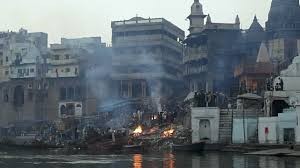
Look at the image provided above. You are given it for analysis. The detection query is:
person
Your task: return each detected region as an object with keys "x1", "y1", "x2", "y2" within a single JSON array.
[
  {"x1": 212, "y1": 92, "x2": 217, "y2": 107},
  {"x1": 279, "y1": 77, "x2": 284, "y2": 91},
  {"x1": 199, "y1": 90, "x2": 206, "y2": 107},
  {"x1": 206, "y1": 91, "x2": 212, "y2": 107},
  {"x1": 266, "y1": 78, "x2": 271, "y2": 91},
  {"x1": 275, "y1": 83, "x2": 280, "y2": 91},
  {"x1": 270, "y1": 76, "x2": 274, "y2": 91},
  {"x1": 193, "y1": 92, "x2": 199, "y2": 107}
]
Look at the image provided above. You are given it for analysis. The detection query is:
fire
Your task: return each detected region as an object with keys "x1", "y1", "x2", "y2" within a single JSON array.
[
  {"x1": 162, "y1": 128, "x2": 175, "y2": 138},
  {"x1": 133, "y1": 125, "x2": 143, "y2": 135}
]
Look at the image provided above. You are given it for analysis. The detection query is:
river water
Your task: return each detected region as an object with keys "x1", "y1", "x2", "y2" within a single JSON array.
[{"x1": 0, "y1": 149, "x2": 299, "y2": 168}]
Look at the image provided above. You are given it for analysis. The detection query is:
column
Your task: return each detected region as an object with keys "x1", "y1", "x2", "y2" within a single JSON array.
[
  {"x1": 295, "y1": 104, "x2": 300, "y2": 143},
  {"x1": 128, "y1": 81, "x2": 132, "y2": 98},
  {"x1": 141, "y1": 81, "x2": 146, "y2": 97},
  {"x1": 120, "y1": 80, "x2": 123, "y2": 97}
]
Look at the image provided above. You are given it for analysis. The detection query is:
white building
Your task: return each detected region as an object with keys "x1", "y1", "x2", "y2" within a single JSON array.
[
  {"x1": 48, "y1": 43, "x2": 82, "y2": 78},
  {"x1": 191, "y1": 107, "x2": 220, "y2": 143},
  {"x1": 258, "y1": 42, "x2": 300, "y2": 144},
  {"x1": 0, "y1": 29, "x2": 48, "y2": 81}
]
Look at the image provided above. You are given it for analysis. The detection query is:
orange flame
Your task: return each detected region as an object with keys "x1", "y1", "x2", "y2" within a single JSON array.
[
  {"x1": 133, "y1": 125, "x2": 143, "y2": 135},
  {"x1": 162, "y1": 128, "x2": 175, "y2": 138}
]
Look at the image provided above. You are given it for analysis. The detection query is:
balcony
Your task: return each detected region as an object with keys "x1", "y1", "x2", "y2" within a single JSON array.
[{"x1": 47, "y1": 58, "x2": 78, "y2": 65}]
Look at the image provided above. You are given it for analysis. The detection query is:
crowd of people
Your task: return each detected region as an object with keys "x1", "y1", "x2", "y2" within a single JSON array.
[
  {"x1": 131, "y1": 100, "x2": 190, "y2": 126},
  {"x1": 193, "y1": 90, "x2": 228, "y2": 108},
  {"x1": 266, "y1": 77, "x2": 284, "y2": 91}
]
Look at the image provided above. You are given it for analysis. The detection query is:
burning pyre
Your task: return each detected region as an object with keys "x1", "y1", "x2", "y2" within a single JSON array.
[
  {"x1": 161, "y1": 128, "x2": 175, "y2": 138},
  {"x1": 132, "y1": 125, "x2": 143, "y2": 136}
]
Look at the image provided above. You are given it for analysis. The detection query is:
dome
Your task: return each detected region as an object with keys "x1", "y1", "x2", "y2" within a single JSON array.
[
  {"x1": 129, "y1": 17, "x2": 146, "y2": 21},
  {"x1": 248, "y1": 16, "x2": 264, "y2": 32},
  {"x1": 191, "y1": 0, "x2": 204, "y2": 15}
]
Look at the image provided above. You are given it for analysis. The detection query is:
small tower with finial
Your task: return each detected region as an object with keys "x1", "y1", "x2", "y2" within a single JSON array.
[{"x1": 187, "y1": 0, "x2": 207, "y2": 34}]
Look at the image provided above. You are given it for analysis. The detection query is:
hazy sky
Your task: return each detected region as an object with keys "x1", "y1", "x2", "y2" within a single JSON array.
[{"x1": 0, "y1": 0, "x2": 272, "y2": 44}]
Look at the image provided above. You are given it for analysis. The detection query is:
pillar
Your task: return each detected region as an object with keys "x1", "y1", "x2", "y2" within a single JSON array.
[
  {"x1": 142, "y1": 81, "x2": 146, "y2": 97},
  {"x1": 128, "y1": 81, "x2": 132, "y2": 98},
  {"x1": 120, "y1": 80, "x2": 123, "y2": 97},
  {"x1": 295, "y1": 104, "x2": 300, "y2": 143}
]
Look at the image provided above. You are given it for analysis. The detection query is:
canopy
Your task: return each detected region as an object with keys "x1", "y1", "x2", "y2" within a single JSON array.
[{"x1": 237, "y1": 93, "x2": 262, "y2": 100}]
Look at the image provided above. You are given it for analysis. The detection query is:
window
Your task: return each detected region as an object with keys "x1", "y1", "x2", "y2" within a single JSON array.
[
  {"x1": 5, "y1": 71, "x2": 9, "y2": 75},
  {"x1": 65, "y1": 68, "x2": 70, "y2": 72},
  {"x1": 15, "y1": 53, "x2": 21, "y2": 59},
  {"x1": 65, "y1": 54, "x2": 70, "y2": 59},
  {"x1": 75, "y1": 86, "x2": 81, "y2": 99},
  {"x1": 3, "y1": 89, "x2": 8, "y2": 102},
  {"x1": 0, "y1": 59, "x2": 2, "y2": 65},
  {"x1": 60, "y1": 88, "x2": 67, "y2": 100},
  {"x1": 67, "y1": 87, "x2": 75, "y2": 100},
  {"x1": 54, "y1": 55, "x2": 60, "y2": 60},
  {"x1": 5, "y1": 57, "x2": 8, "y2": 62},
  {"x1": 14, "y1": 85, "x2": 24, "y2": 106},
  {"x1": 30, "y1": 68, "x2": 35, "y2": 73}
]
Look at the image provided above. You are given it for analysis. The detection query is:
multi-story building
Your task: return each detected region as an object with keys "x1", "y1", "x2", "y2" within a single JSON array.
[
  {"x1": 0, "y1": 32, "x2": 111, "y2": 127},
  {"x1": 111, "y1": 17, "x2": 185, "y2": 100},
  {"x1": 184, "y1": 0, "x2": 241, "y2": 94},
  {"x1": 0, "y1": 29, "x2": 48, "y2": 82}
]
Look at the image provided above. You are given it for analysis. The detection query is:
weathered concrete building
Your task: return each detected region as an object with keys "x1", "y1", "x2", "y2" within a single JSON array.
[
  {"x1": 183, "y1": 0, "x2": 241, "y2": 94},
  {"x1": 184, "y1": 0, "x2": 300, "y2": 96},
  {"x1": 111, "y1": 17, "x2": 185, "y2": 101},
  {"x1": 0, "y1": 32, "x2": 111, "y2": 127}
]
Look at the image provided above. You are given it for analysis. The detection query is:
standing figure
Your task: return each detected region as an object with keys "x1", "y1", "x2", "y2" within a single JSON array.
[
  {"x1": 193, "y1": 92, "x2": 199, "y2": 107},
  {"x1": 199, "y1": 90, "x2": 206, "y2": 107},
  {"x1": 279, "y1": 77, "x2": 284, "y2": 91},
  {"x1": 265, "y1": 98, "x2": 271, "y2": 117},
  {"x1": 206, "y1": 91, "x2": 212, "y2": 107}
]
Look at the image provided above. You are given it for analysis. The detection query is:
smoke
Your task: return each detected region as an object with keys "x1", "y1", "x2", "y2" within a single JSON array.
[
  {"x1": 84, "y1": 47, "x2": 112, "y2": 104},
  {"x1": 132, "y1": 49, "x2": 166, "y2": 112},
  {"x1": 84, "y1": 45, "x2": 176, "y2": 128}
]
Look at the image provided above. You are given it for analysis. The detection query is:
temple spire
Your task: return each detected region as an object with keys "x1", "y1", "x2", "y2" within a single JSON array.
[
  {"x1": 235, "y1": 15, "x2": 240, "y2": 25},
  {"x1": 256, "y1": 42, "x2": 271, "y2": 63},
  {"x1": 206, "y1": 14, "x2": 212, "y2": 24},
  {"x1": 253, "y1": 15, "x2": 258, "y2": 22}
]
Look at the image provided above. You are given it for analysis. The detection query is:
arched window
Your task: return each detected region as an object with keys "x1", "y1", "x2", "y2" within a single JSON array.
[
  {"x1": 60, "y1": 87, "x2": 66, "y2": 100},
  {"x1": 14, "y1": 85, "x2": 24, "y2": 106},
  {"x1": 66, "y1": 103, "x2": 75, "y2": 116},
  {"x1": 60, "y1": 105, "x2": 66, "y2": 116}
]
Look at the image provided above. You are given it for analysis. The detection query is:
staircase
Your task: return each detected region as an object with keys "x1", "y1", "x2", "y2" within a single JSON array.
[
  {"x1": 219, "y1": 109, "x2": 233, "y2": 144},
  {"x1": 219, "y1": 109, "x2": 265, "y2": 144}
]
